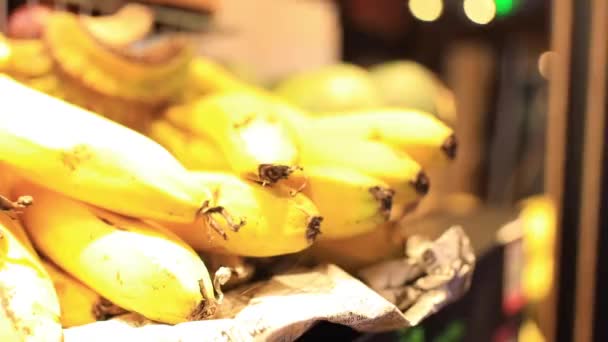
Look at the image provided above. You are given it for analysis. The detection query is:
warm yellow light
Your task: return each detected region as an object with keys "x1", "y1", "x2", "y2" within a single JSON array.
[
  {"x1": 409, "y1": 0, "x2": 443, "y2": 22},
  {"x1": 463, "y1": 0, "x2": 496, "y2": 25}
]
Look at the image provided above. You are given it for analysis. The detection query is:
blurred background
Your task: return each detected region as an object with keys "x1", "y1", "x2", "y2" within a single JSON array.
[{"x1": 1, "y1": 0, "x2": 605, "y2": 341}]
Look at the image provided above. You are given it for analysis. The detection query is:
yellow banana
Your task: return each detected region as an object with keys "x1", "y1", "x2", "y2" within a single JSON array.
[
  {"x1": 0, "y1": 212, "x2": 62, "y2": 342},
  {"x1": 285, "y1": 166, "x2": 394, "y2": 239},
  {"x1": 147, "y1": 119, "x2": 229, "y2": 171},
  {"x1": 0, "y1": 76, "x2": 243, "y2": 232},
  {"x1": 305, "y1": 222, "x2": 403, "y2": 272},
  {"x1": 44, "y1": 11, "x2": 192, "y2": 105},
  {"x1": 17, "y1": 182, "x2": 217, "y2": 325},
  {"x1": 42, "y1": 259, "x2": 125, "y2": 328},
  {"x1": 0, "y1": 34, "x2": 9, "y2": 71},
  {"x1": 161, "y1": 171, "x2": 322, "y2": 257},
  {"x1": 181, "y1": 57, "x2": 259, "y2": 100},
  {"x1": 166, "y1": 92, "x2": 301, "y2": 184},
  {"x1": 295, "y1": 128, "x2": 429, "y2": 209},
  {"x1": 4, "y1": 38, "x2": 53, "y2": 78},
  {"x1": 311, "y1": 108, "x2": 457, "y2": 169}
]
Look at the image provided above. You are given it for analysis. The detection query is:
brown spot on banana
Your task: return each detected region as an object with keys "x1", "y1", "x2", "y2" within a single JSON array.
[
  {"x1": 369, "y1": 186, "x2": 396, "y2": 219},
  {"x1": 306, "y1": 216, "x2": 323, "y2": 243}
]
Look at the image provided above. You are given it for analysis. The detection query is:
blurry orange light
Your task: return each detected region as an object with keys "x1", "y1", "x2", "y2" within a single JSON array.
[
  {"x1": 408, "y1": 0, "x2": 443, "y2": 22},
  {"x1": 463, "y1": 0, "x2": 496, "y2": 25}
]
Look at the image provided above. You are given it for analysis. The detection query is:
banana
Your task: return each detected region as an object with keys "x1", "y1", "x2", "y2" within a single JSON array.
[
  {"x1": 16, "y1": 182, "x2": 218, "y2": 324},
  {"x1": 147, "y1": 119, "x2": 229, "y2": 172},
  {"x1": 284, "y1": 166, "x2": 394, "y2": 239},
  {"x1": 42, "y1": 259, "x2": 125, "y2": 328},
  {"x1": 161, "y1": 171, "x2": 322, "y2": 257},
  {"x1": 0, "y1": 34, "x2": 9, "y2": 71},
  {"x1": 166, "y1": 92, "x2": 301, "y2": 184},
  {"x1": 311, "y1": 108, "x2": 457, "y2": 169},
  {"x1": 180, "y1": 57, "x2": 261, "y2": 101},
  {"x1": 304, "y1": 222, "x2": 403, "y2": 272},
  {"x1": 0, "y1": 212, "x2": 62, "y2": 342},
  {"x1": 44, "y1": 11, "x2": 193, "y2": 105},
  {"x1": 295, "y1": 127, "x2": 429, "y2": 209},
  {"x1": 0, "y1": 76, "x2": 243, "y2": 232},
  {"x1": 5, "y1": 38, "x2": 53, "y2": 78}
]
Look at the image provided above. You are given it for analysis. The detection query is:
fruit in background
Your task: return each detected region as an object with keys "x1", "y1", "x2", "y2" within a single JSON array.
[
  {"x1": 312, "y1": 109, "x2": 457, "y2": 170},
  {"x1": 369, "y1": 60, "x2": 457, "y2": 125},
  {"x1": 147, "y1": 120, "x2": 230, "y2": 172},
  {"x1": 0, "y1": 77, "x2": 238, "y2": 227},
  {"x1": 285, "y1": 166, "x2": 394, "y2": 239},
  {"x1": 0, "y1": 212, "x2": 62, "y2": 342},
  {"x1": 166, "y1": 92, "x2": 301, "y2": 184},
  {"x1": 7, "y1": 4, "x2": 52, "y2": 39},
  {"x1": 274, "y1": 63, "x2": 382, "y2": 113},
  {"x1": 17, "y1": 182, "x2": 217, "y2": 324},
  {"x1": 42, "y1": 260, "x2": 125, "y2": 328},
  {"x1": 162, "y1": 171, "x2": 322, "y2": 257}
]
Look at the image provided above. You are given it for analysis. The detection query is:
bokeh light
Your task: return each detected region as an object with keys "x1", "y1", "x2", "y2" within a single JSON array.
[
  {"x1": 409, "y1": 0, "x2": 443, "y2": 22},
  {"x1": 464, "y1": 0, "x2": 496, "y2": 25}
]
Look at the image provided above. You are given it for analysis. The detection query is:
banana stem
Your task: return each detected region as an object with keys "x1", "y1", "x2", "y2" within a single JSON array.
[
  {"x1": 197, "y1": 201, "x2": 245, "y2": 240},
  {"x1": 0, "y1": 194, "x2": 33, "y2": 211}
]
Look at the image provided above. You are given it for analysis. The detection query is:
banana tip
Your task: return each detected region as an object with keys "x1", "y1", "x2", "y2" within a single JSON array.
[
  {"x1": 411, "y1": 171, "x2": 430, "y2": 195},
  {"x1": 258, "y1": 164, "x2": 300, "y2": 184},
  {"x1": 369, "y1": 186, "x2": 395, "y2": 218},
  {"x1": 306, "y1": 216, "x2": 323, "y2": 243},
  {"x1": 441, "y1": 134, "x2": 458, "y2": 160}
]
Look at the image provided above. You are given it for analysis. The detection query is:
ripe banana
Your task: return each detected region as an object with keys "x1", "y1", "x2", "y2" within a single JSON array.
[
  {"x1": 304, "y1": 222, "x2": 403, "y2": 272},
  {"x1": 0, "y1": 212, "x2": 62, "y2": 342},
  {"x1": 179, "y1": 57, "x2": 263, "y2": 102},
  {"x1": 44, "y1": 11, "x2": 193, "y2": 105},
  {"x1": 311, "y1": 108, "x2": 457, "y2": 169},
  {"x1": 1, "y1": 37, "x2": 53, "y2": 78},
  {"x1": 0, "y1": 76, "x2": 243, "y2": 232},
  {"x1": 161, "y1": 171, "x2": 322, "y2": 257},
  {"x1": 17, "y1": 181, "x2": 218, "y2": 324},
  {"x1": 42, "y1": 259, "x2": 125, "y2": 328},
  {"x1": 166, "y1": 92, "x2": 301, "y2": 184},
  {"x1": 0, "y1": 34, "x2": 9, "y2": 71},
  {"x1": 295, "y1": 128, "x2": 429, "y2": 209},
  {"x1": 285, "y1": 166, "x2": 394, "y2": 239},
  {"x1": 147, "y1": 119, "x2": 229, "y2": 171}
]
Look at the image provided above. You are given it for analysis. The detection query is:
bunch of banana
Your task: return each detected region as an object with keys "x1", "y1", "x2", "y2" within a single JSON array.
[
  {"x1": 160, "y1": 171, "x2": 321, "y2": 257},
  {"x1": 0, "y1": 76, "x2": 245, "y2": 231},
  {"x1": 16, "y1": 181, "x2": 217, "y2": 324}
]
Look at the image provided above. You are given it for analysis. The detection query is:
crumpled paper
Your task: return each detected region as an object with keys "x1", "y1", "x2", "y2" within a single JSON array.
[{"x1": 63, "y1": 226, "x2": 474, "y2": 342}]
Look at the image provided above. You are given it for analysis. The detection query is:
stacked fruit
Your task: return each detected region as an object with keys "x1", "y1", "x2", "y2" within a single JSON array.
[
  {"x1": 0, "y1": 9, "x2": 458, "y2": 341},
  {"x1": 0, "y1": 5, "x2": 190, "y2": 132}
]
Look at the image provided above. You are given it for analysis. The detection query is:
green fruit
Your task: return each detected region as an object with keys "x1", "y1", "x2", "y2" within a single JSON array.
[
  {"x1": 370, "y1": 60, "x2": 456, "y2": 125},
  {"x1": 274, "y1": 63, "x2": 382, "y2": 114}
]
